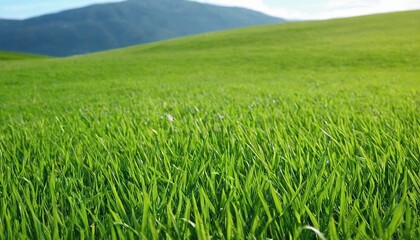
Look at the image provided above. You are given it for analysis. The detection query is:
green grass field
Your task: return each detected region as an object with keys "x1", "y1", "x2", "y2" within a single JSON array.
[{"x1": 0, "y1": 10, "x2": 419, "y2": 239}]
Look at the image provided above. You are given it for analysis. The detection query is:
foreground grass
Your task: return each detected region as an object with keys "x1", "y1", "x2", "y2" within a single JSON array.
[{"x1": 0, "y1": 11, "x2": 419, "y2": 239}]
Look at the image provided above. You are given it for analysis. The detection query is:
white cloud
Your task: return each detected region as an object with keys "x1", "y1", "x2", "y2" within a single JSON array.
[
  {"x1": 327, "y1": 0, "x2": 378, "y2": 9},
  {"x1": 323, "y1": 0, "x2": 420, "y2": 19},
  {"x1": 191, "y1": 0, "x2": 420, "y2": 20},
  {"x1": 192, "y1": 0, "x2": 312, "y2": 19}
]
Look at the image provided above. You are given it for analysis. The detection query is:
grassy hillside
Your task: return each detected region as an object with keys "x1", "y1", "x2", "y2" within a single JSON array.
[
  {"x1": 0, "y1": 51, "x2": 47, "y2": 61},
  {"x1": 0, "y1": 11, "x2": 419, "y2": 239}
]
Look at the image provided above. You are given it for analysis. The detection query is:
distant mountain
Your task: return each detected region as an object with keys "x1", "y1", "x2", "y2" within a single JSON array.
[{"x1": 0, "y1": 0, "x2": 284, "y2": 56}]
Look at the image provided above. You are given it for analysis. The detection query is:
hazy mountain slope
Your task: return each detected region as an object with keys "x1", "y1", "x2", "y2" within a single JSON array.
[{"x1": 0, "y1": 0, "x2": 284, "y2": 56}]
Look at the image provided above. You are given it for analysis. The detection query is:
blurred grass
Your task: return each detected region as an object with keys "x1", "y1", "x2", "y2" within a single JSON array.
[{"x1": 0, "y1": 51, "x2": 48, "y2": 61}]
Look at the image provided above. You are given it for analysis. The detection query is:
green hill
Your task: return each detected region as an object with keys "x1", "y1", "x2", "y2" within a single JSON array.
[
  {"x1": 0, "y1": 51, "x2": 48, "y2": 61},
  {"x1": 0, "y1": 11, "x2": 419, "y2": 239}
]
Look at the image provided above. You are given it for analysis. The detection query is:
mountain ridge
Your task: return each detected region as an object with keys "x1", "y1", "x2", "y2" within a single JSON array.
[{"x1": 0, "y1": 0, "x2": 284, "y2": 56}]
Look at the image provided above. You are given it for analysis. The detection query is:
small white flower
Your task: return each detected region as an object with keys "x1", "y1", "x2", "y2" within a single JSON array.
[{"x1": 165, "y1": 114, "x2": 175, "y2": 122}]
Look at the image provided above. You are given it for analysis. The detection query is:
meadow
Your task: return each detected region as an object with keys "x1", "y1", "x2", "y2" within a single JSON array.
[{"x1": 0, "y1": 10, "x2": 419, "y2": 239}]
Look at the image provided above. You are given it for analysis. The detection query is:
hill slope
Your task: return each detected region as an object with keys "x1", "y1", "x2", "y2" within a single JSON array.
[
  {"x1": 0, "y1": 0, "x2": 283, "y2": 56},
  {"x1": 0, "y1": 11, "x2": 419, "y2": 239},
  {"x1": 0, "y1": 51, "x2": 47, "y2": 61}
]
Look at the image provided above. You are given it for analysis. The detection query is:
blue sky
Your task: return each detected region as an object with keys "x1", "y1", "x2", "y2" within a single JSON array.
[{"x1": 0, "y1": 0, "x2": 419, "y2": 20}]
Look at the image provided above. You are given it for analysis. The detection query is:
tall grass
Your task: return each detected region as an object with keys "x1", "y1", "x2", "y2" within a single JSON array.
[{"x1": 1, "y1": 90, "x2": 418, "y2": 239}]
